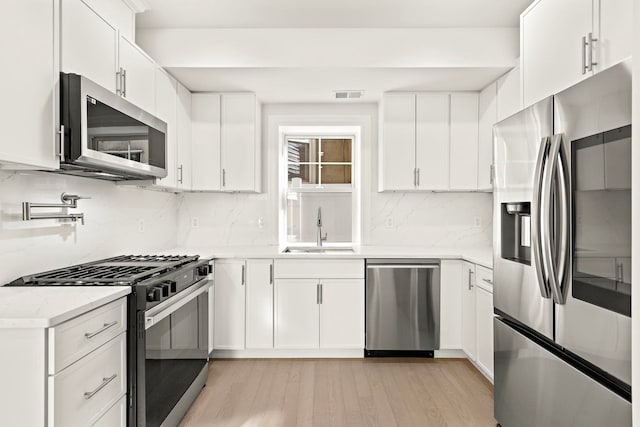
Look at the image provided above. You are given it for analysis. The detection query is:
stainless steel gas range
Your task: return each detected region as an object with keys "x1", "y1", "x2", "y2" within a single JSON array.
[{"x1": 7, "y1": 254, "x2": 213, "y2": 427}]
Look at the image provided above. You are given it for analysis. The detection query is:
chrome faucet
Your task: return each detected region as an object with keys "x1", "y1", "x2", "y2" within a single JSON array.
[{"x1": 316, "y1": 207, "x2": 327, "y2": 247}]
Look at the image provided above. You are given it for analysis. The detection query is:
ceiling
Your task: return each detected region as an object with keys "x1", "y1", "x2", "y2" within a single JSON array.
[
  {"x1": 137, "y1": 0, "x2": 533, "y2": 29},
  {"x1": 136, "y1": 0, "x2": 533, "y2": 103}
]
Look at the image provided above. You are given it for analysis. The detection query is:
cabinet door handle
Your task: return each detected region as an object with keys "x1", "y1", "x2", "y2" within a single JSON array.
[
  {"x1": 222, "y1": 169, "x2": 226, "y2": 187},
  {"x1": 582, "y1": 35, "x2": 587, "y2": 75},
  {"x1": 241, "y1": 264, "x2": 245, "y2": 285},
  {"x1": 317, "y1": 283, "x2": 320, "y2": 304},
  {"x1": 416, "y1": 168, "x2": 420, "y2": 187},
  {"x1": 116, "y1": 68, "x2": 122, "y2": 95},
  {"x1": 320, "y1": 283, "x2": 323, "y2": 304},
  {"x1": 482, "y1": 278, "x2": 493, "y2": 285},
  {"x1": 84, "y1": 321, "x2": 118, "y2": 339},
  {"x1": 178, "y1": 165, "x2": 183, "y2": 184},
  {"x1": 413, "y1": 168, "x2": 417, "y2": 187},
  {"x1": 122, "y1": 69, "x2": 127, "y2": 97},
  {"x1": 56, "y1": 125, "x2": 65, "y2": 161},
  {"x1": 586, "y1": 32, "x2": 597, "y2": 72},
  {"x1": 84, "y1": 374, "x2": 117, "y2": 400},
  {"x1": 468, "y1": 269, "x2": 474, "y2": 290},
  {"x1": 490, "y1": 164, "x2": 494, "y2": 185},
  {"x1": 269, "y1": 264, "x2": 273, "y2": 285}
]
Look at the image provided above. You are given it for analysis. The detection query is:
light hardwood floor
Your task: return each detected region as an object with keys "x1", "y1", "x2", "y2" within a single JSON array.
[{"x1": 180, "y1": 358, "x2": 496, "y2": 427}]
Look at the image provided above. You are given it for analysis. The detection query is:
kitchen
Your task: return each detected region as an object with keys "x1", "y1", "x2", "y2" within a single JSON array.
[{"x1": 0, "y1": 0, "x2": 637, "y2": 426}]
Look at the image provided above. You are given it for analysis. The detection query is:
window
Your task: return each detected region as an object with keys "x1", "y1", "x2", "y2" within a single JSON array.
[{"x1": 282, "y1": 133, "x2": 357, "y2": 246}]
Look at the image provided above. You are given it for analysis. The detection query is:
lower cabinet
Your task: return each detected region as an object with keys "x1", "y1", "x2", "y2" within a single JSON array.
[
  {"x1": 461, "y1": 261, "x2": 477, "y2": 360},
  {"x1": 213, "y1": 260, "x2": 246, "y2": 350},
  {"x1": 275, "y1": 278, "x2": 364, "y2": 349},
  {"x1": 245, "y1": 259, "x2": 274, "y2": 349},
  {"x1": 476, "y1": 284, "x2": 494, "y2": 379}
]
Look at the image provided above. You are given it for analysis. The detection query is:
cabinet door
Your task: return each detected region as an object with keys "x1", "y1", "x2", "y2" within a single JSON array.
[
  {"x1": 380, "y1": 93, "x2": 416, "y2": 190},
  {"x1": 0, "y1": 0, "x2": 58, "y2": 170},
  {"x1": 118, "y1": 35, "x2": 155, "y2": 114},
  {"x1": 597, "y1": 0, "x2": 633, "y2": 71},
  {"x1": 476, "y1": 286, "x2": 494, "y2": 380},
  {"x1": 319, "y1": 279, "x2": 364, "y2": 349},
  {"x1": 213, "y1": 260, "x2": 246, "y2": 350},
  {"x1": 440, "y1": 260, "x2": 463, "y2": 349},
  {"x1": 275, "y1": 279, "x2": 319, "y2": 348},
  {"x1": 450, "y1": 93, "x2": 479, "y2": 190},
  {"x1": 521, "y1": 0, "x2": 593, "y2": 107},
  {"x1": 461, "y1": 262, "x2": 477, "y2": 360},
  {"x1": 477, "y1": 83, "x2": 497, "y2": 191},
  {"x1": 496, "y1": 65, "x2": 521, "y2": 122},
  {"x1": 176, "y1": 83, "x2": 193, "y2": 190},
  {"x1": 61, "y1": 0, "x2": 117, "y2": 93},
  {"x1": 153, "y1": 68, "x2": 177, "y2": 189},
  {"x1": 416, "y1": 93, "x2": 450, "y2": 190},
  {"x1": 221, "y1": 93, "x2": 258, "y2": 192},
  {"x1": 246, "y1": 260, "x2": 274, "y2": 349},
  {"x1": 191, "y1": 93, "x2": 221, "y2": 191}
]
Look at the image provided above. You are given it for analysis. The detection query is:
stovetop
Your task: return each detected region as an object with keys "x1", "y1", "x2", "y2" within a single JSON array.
[{"x1": 7, "y1": 254, "x2": 200, "y2": 287}]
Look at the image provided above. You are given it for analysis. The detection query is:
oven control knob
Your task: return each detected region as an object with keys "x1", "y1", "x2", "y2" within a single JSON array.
[
  {"x1": 197, "y1": 265, "x2": 211, "y2": 277},
  {"x1": 163, "y1": 280, "x2": 177, "y2": 293},
  {"x1": 147, "y1": 287, "x2": 162, "y2": 302}
]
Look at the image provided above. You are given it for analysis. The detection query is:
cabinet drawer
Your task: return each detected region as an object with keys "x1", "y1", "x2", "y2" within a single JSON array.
[
  {"x1": 475, "y1": 265, "x2": 493, "y2": 292},
  {"x1": 49, "y1": 297, "x2": 127, "y2": 374},
  {"x1": 92, "y1": 395, "x2": 126, "y2": 427},
  {"x1": 274, "y1": 259, "x2": 364, "y2": 279},
  {"x1": 49, "y1": 333, "x2": 126, "y2": 427}
]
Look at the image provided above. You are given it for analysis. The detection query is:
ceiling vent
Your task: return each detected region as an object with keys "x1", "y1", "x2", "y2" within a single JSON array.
[{"x1": 334, "y1": 90, "x2": 364, "y2": 100}]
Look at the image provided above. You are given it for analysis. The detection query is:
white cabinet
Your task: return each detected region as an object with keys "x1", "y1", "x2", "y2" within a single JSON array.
[
  {"x1": 319, "y1": 279, "x2": 364, "y2": 349},
  {"x1": 461, "y1": 261, "x2": 477, "y2": 360},
  {"x1": 61, "y1": 0, "x2": 118, "y2": 93},
  {"x1": 380, "y1": 93, "x2": 416, "y2": 190},
  {"x1": 416, "y1": 93, "x2": 451, "y2": 190},
  {"x1": 191, "y1": 93, "x2": 221, "y2": 191},
  {"x1": 521, "y1": 0, "x2": 632, "y2": 107},
  {"x1": 213, "y1": 260, "x2": 246, "y2": 350},
  {"x1": 221, "y1": 93, "x2": 261, "y2": 192},
  {"x1": 440, "y1": 260, "x2": 463, "y2": 349},
  {"x1": 477, "y1": 83, "x2": 497, "y2": 191},
  {"x1": 450, "y1": 93, "x2": 479, "y2": 190},
  {"x1": 176, "y1": 82, "x2": 193, "y2": 190},
  {"x1": 380, "y1": 91, "x2": 482, "y2": 191},
  {"x1": 117, "y1": 35, "x2": 155, "y2": 114},
  {"x1": 246, "y1": 260, "x2": 274, "y2": 349},
  {"x1": 153, "y1": 68, "x2": 177, "y2": 189},
  {"x1": 275, "y1": 279, "x2": 320, "y2": 348},
  {"x1": 476, "y1": 285, "x2": 494, "y2": 380},
  {"x1": 0, "y1": 0, "x2": 59, "y2": 170},
  {"x1": 191, "y1": 93, "x2": 261, "y2": 192}
]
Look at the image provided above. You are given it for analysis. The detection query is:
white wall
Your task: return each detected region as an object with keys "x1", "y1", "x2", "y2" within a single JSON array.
[
  {"x1": 0, "y1": 171, "x2": 177, "y2": 284},
  {"x1": 177, "y1": 102, "x2": 493, "y2": 249}
]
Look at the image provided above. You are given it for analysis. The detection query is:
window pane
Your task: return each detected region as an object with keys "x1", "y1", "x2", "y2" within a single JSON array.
[
  {"x1": 321, "y1": 138, "x2": 352, "y2": 163},
  {"x1": 288, "y1": 138, "x2": 320, "y2": 163},
  {"x1": 288, "y1": 163, "x2": 319, "y2": 185},
  {"x1": 286, "y1": 192, "x2": 352, "y2": 243},
  {"x1": 321, "y1": 165, "x2": 352, "y2": 184}
]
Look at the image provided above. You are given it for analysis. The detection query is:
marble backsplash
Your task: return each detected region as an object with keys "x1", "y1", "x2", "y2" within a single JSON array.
[{"x1": 0, "y1": 170, "x2": 177, "y2": 284}]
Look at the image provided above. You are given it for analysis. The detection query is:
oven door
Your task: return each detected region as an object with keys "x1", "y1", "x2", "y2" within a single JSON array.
[{"x1": 138, "y1": 279, "x2": 211, "y2": 427}]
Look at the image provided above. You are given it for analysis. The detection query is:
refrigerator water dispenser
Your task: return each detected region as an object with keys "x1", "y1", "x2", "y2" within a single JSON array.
[{"x1": 501, "y1": 202, "x2": 531, "y2": 265}]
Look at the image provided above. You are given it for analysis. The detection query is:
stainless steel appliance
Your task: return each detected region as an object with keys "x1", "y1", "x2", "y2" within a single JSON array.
[
  {"x1": 493, "y1": 59, "x2": 632, "y2": 426},
  {"x1": 365, "y1": 259, "x2": 440, "y2": 357},
  {"x1": 59, "y1": 73, "x2": 168, "y2": 181},
  {"x1": 7, "y1": 254, "x2": 213, "y2": 427}
]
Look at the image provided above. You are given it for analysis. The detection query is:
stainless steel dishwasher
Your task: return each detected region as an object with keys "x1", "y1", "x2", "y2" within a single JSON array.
[{"x1": 365, "y1": 259, "x2": 440, "y2": 357}]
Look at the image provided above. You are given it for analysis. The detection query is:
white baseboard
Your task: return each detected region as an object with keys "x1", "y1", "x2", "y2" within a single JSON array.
[{"x1": 211, "y1": 348, "x2": 365, "y2": 359}]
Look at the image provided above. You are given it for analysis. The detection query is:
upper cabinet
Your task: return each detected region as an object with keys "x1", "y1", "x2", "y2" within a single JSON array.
[
  {"x1": 477, "y1": 83, "x2": 497, "y2": 191},
  {"x1": 152, "y1": 68, "x2": 177, "y2": 189},
  {"x1": 176, "y1": 83, "x2": 193, "y2": 191},
  {"x1": 496, "y1": 65, "x2": 521, "y2": 122},
  {"x1": 521, "y1": 0, "x2": 632, "y2": 108},
  {"x1": 191, "y1": 93, "x2": 261, "y2": 193},
  {"x1": 380, "y1": 91, "x2": 488, "y2": 192},
  {"x1": 0, "y1": 0, "x2": 59, "y2": 170},
  {"x1": 117, "y1": 35, "x2": 155, "y2": 114}
]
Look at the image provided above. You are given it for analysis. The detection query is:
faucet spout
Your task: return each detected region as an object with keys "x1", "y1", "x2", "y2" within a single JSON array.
[{"x1": 316, "y1": 207, "x2": 327, "y2": 247}]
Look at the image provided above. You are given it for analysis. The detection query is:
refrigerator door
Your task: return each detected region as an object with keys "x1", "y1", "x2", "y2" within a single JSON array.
[
  {"x1": 553, "y1": 60, "x2": 632, "y2": 386},
  {"x1": 494, "y1": 318, "x2": 631, "y2": 427},
  {"x1": 493, "y1": 98, "x2": 554, "y2": 339}
]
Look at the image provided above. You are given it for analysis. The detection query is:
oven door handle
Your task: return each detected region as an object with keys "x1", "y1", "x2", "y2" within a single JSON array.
[{"x1": 144, "y1": 278, "x2": 212, "y2": 329}]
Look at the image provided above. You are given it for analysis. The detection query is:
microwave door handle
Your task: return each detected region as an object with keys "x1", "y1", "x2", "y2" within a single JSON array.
[
  {"x1": 532, "y1": 136, "x2": 552, "y2": 299},
  {"x1": 553, "y1": 134, "x2": 570, "y2": 302}
]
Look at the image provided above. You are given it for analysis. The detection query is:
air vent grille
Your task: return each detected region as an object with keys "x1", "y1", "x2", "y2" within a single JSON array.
[{"x1": 334, "y1": 90, "x2": 364, "y2": 99}]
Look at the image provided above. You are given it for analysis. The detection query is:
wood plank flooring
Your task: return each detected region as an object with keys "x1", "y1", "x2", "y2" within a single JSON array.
[{"x1": 180, "y1": 359, "x2": 496, "y2": 427}]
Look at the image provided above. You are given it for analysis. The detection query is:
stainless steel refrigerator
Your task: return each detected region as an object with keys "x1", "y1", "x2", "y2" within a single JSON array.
[{"x1": 493, "y1": 59, "x2": 632, "y2": 427}]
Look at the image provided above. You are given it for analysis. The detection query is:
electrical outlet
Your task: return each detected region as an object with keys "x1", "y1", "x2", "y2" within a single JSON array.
[
  {"x1": 258, "y1": 217, "x2": 265, "y2": 229},
  {"x1": 473, "y1": 217, "x2": 482, "y2": 228},
  {"x1": 384, "y1": 217, "x2": 394, "y2": 228},
  {"x1": 191, "y1": 217, "x2": 199, "y2": 228},
  {"x1": 138, "y1": 219, "x2": 145, "y2": 233}
]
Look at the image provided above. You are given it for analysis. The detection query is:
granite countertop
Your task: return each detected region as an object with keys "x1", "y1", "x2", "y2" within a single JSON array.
[
  {"x1": 159, "y1": 245, "x2": 494, "y2": 269},
  {"x1": 0, "y1": 286, "x2": 131, "y2": 328}
]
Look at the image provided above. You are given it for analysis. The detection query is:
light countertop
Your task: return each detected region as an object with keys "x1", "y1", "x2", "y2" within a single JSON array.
[
  {"x1": 160, "y1": 245, "x2": 494, "y2": 269},
  {"x1": 0, "y1": 286, "x2": 130, "y2": 328}
]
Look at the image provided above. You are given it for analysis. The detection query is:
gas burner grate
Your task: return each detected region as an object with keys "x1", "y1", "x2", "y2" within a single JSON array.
[
  {"x1": 108, "y1": 254, "x2": 193, "y2": 263},
  {"x1": 43, "y1": 265, "x2": 157, "y2": 281}
]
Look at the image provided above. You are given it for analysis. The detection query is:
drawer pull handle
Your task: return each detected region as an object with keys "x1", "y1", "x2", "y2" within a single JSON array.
[
  {"x1": 84, "y1": 374, "x2": 117, "y2": 400},
  {"x1": 482, "y1": 278, "x2": 493, "y2": 285},
  {"x1": 84, "y1": 321, "x2": 118, "y2": 339}
]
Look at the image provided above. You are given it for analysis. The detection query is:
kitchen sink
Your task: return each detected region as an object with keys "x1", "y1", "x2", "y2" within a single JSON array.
[{"x1": 282, "y1": 246, "x2": 355, "y2": 254}]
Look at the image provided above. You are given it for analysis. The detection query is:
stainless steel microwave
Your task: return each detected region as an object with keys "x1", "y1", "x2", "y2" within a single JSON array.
[{"x1": 59, "y1": 73, "x2": 167, "y2": 181}]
